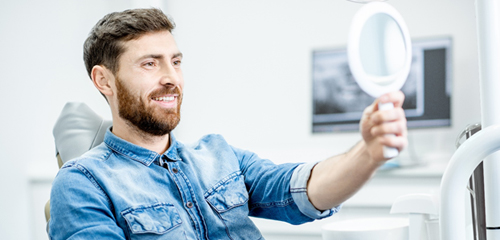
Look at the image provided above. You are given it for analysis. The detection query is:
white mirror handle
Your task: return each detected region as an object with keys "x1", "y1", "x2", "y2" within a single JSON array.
[{"x1": 378, "y1": 102, "x2": 399, "y2": 158}]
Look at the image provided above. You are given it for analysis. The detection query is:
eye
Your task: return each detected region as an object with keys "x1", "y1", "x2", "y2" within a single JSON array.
[
  {"x1": 141, "y1": 59, "x2": 159, "y2": 69},
  {"x1": 172, "y1": 59, "x2": 182, "y2": 68}
]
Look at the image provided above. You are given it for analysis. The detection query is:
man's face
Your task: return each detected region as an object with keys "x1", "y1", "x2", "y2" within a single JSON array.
[{"x1": 113, "y1": 30, "x2": 184, "y2": 136}]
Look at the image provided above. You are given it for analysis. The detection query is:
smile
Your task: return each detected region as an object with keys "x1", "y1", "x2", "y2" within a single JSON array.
[{"x1": 153, "y1": 96, "x2": 177, "y2": 102}]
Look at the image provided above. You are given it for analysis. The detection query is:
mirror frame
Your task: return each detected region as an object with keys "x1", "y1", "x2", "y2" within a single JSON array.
[{"x1": 347, "y1": 2, "x2": 412, "y2": 97}]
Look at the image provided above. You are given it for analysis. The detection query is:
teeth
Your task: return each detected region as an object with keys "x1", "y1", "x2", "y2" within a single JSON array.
[{"x1": 154, "y1": 96, "x2": 175, "y2": 101}]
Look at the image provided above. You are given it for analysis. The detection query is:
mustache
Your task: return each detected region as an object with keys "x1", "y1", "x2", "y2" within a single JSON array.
[{"x1": 149, "y1": 86, "x2": 182, "y2": 98}]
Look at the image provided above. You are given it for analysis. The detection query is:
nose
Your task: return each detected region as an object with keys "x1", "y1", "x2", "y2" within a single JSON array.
[{"x1": 159, "y1": 63, "x2": 182, "y2": 87}]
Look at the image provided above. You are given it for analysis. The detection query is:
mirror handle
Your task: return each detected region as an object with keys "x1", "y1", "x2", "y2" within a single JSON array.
[{"x1": 378, "y1": 102, "x2": 399, "y2": 158}]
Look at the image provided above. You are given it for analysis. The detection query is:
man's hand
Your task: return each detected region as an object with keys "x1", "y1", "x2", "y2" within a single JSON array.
[
  {"x1": 360, "y1": 91, "x2": 408, "y2": 163},
  {"x1": 307, "y1": 91, "x2": 408, "y2": 210}
]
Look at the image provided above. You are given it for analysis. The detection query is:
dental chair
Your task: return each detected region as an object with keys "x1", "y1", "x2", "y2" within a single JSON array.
[{"x1": 44, "y1": 102, "x2": 112, "y2": 222}]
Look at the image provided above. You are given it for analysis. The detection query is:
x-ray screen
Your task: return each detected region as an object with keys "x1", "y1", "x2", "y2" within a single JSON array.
[{"x1": 312, "y1": 37, "x2": 452, "y2": 132}]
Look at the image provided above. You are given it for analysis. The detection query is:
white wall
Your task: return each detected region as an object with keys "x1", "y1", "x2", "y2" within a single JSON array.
[
  {"x1": 0, "y1": 0, "x2": 480, "y2": 239},
  {"x1": 169, "y1": 0, "x2": 480, "y2": 163}
]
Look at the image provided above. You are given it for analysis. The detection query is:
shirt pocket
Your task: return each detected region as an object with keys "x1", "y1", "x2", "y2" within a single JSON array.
[
  {"x1": 205, "y1": 172, "x2": 263, "y2": 239},
  {"x1": 121, "y1": 203, "x2": 186, "y2": 238},
  {"x1": 205, "y1": 171, "x2": 249, "y2": 214}
]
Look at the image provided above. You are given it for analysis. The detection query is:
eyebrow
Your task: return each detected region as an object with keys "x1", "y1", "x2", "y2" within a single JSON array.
[
  {"x1": 138, "y1": 52, "x2": 183, "y2": 61},
  {"x1": 173, "y1": 52, "x2": 183, "y2": 59}
]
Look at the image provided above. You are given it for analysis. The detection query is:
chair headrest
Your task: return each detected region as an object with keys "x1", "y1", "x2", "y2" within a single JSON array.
[{"x1": 53, "y1": 102, "x2": 112, "y2": 165}]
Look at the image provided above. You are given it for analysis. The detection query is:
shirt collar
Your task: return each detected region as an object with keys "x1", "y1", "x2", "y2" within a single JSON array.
[{"x1": 103, "y1": 128, "x2": 182, "y2": 166}]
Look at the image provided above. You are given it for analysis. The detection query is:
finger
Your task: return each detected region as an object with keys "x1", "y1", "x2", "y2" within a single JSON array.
[
  {"x1": 363, "y1": 100, "x2": 377, "y2": 116},
  {"x1": 378, "y1": 91, "x2": 405, "y2": 108},
  {"x1": 378, "y1": 135, "x2": 408, "y2": 151},
  {"x1": 371, "y1": 107, "x2": 406, "y2": 125},
  {"x1": 368, "y1": 135, "x2": 407, "y2": 160},
  {"x1": 371, "y1": 119, "x2": 407, "y2": 137},
  {"x1": 360, "y1": 101, "x2": 378, "y2": 130}
]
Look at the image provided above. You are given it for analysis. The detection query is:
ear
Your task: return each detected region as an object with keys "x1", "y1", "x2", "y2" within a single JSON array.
[{"x1": 91, "y1": 65, "x2": 114, "y2": 97}]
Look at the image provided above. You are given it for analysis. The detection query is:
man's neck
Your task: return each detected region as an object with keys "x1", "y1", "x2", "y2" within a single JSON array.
[{"x1": 112, "y1": 118, "x2": 171, "y2": 155}]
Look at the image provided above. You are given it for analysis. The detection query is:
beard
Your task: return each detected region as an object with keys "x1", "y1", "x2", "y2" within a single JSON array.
[{"x1": 115, "y1": 77, "x2": 182, "y2": 136}]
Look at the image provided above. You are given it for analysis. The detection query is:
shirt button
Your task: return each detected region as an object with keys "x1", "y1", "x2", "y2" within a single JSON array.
[
  {"x1": 186, "y1": 202, "x2": 193, "y2": 208},
  {"x1": 172, "y1": 168, "x2": 179, "y2": 174}
]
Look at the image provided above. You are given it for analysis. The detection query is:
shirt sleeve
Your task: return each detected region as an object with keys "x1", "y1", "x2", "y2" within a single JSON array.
[
  {"x1": 232, "y1": 145, "x2": 339, "y2": 225},
  {"x1": 48, "y1": 161, "x2": 126, "y2": 240},
  {"x1": 290, "y1": 161, "x2": 342, "y2": 219}
]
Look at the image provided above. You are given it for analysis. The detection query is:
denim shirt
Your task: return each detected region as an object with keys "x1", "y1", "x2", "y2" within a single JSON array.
[{"x1": 49, "y1": 130, "x2": 339, "y2": 239}]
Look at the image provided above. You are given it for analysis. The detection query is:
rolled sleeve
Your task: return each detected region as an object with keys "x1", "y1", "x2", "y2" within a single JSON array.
[{"x1": 290, "y1": 161, "x2": 341, "y2": 220}]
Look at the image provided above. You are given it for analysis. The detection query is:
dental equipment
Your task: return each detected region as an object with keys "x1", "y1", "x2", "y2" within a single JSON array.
[{"x1": 440, "y1": 0, "x2": 500, "y2": 239}]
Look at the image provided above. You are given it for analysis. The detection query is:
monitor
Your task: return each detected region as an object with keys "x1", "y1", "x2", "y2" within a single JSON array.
[{"x1": 312, "y1": 37, "x2": 452, "y2": 133}]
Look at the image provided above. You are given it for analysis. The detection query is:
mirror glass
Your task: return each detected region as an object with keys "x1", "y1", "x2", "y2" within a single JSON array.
[
  {"x1": 359, "y1": 13, "x2": 406, "y2": 83},
  {"x1": 347, "y1": 2, "x2": 411, "y2": 97}
]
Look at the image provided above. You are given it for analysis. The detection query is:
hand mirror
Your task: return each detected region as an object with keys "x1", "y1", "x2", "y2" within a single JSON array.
[{"x1": 347, "y1": 2, "x2": 412, "y2": 158}]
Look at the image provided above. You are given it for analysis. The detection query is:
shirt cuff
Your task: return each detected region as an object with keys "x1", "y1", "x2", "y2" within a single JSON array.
[{"x1": 290, "y1": 161, "x2": 341, "y2": 220}]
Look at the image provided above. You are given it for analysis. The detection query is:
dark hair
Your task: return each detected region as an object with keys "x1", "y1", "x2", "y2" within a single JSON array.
[{"x1": 83, "y1": 8, "x2": 175, "y2": 77}]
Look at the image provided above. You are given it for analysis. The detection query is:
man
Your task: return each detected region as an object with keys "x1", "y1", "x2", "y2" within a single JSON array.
[{"x1": 49, "y1": 8, "x2": 407, "y2": 239}]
